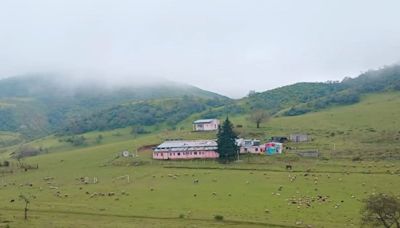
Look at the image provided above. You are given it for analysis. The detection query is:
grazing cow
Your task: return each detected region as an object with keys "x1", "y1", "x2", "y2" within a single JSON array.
[{"x1": 286, "y1": 165, "x2": 293, "y2": 170}]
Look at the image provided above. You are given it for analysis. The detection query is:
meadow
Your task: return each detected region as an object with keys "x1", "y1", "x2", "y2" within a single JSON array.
[{"x1": 0, "y1": 92, "x2": 400, "y2": 227}]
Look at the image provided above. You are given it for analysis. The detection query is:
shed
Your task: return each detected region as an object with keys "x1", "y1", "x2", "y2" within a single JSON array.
[{"x1": 290, "y1": 133, "x2": 309, "y2": 142}]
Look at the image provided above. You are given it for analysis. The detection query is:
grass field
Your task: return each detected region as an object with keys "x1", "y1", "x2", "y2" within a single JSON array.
[{"x1": 1, "y1": 92, "x2": 400, "y2": 227}]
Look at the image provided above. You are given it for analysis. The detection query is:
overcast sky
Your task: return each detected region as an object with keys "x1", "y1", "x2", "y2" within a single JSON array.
[{"x1": 1, "y1": 0, "x2": 400, "y2": 98}]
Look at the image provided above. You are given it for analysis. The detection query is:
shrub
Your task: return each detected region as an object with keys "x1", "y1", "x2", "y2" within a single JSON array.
[
  {"x1": 14, "y1": 146, "x2": 40, "y2": 160},
  {"x1": 214, "y1": 215, "x2": 224, "y2": 221},
  {"x1": 64, "y1": 135, "x2": 86, "y2": 146},
  {"x1": 96, "y1": 134, "x2": 103, "y2": 144},
  {"x1": 131, "y1": 126, "x2": 148, "y2": 135},
  {"x1": 320, "y1": 156, "x2": 330, "y2": 161},
  {"x1": 3, "y1": 160, "x2": 10, "y2": 167}
]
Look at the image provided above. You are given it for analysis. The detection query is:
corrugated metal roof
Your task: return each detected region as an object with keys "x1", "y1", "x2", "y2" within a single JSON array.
[
  {"x1": 154, "y1": 140, "x2": 217, "y2": 152},
  {"x1": 193, "y1": 119, "x2": 217, "y2": 124}
]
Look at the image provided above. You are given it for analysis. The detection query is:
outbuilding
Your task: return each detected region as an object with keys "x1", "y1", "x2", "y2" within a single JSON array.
[
  {"x1": 192, "y1": 119, "x2": 220, "y2": 131},
  {"x1": 290, "y1": 133, "x2": 309, "y2": 142}
]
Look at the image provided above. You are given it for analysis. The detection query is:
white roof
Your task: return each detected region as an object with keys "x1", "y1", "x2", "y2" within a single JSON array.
[
  {"x1": 154, "y1": 140, "x2": 217, "y2": 152},
  {"x1": 193, "y1": 119, "x2": 218, "y2": 124}
]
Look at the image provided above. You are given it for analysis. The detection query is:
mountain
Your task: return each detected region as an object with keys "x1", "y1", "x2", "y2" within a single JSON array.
[{"x1": 0, "y1": 74, "x2": 228, "y2": 138}]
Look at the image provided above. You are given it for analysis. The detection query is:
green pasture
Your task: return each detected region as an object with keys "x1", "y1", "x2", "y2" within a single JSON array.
[{"x1": 0, "y1": 92, "x2": 400, "y2": 227}]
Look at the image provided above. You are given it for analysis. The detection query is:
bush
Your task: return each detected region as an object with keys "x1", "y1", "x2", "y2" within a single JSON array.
[
  {"x1": 65, "y1": 135, "x2": 86, "y2": 146},
  {"x1": 95, "y1": 134, "x2": 103, "y2": 144},
  {"x1": 2, "y1": 160, "x2": 10, "y2": 167},
  {"x1": 214, "y1": 215, "x2": 224, "y2": 221},
  {"x1": 130, "y1": 126, "x2": 148, "y2": 135},
  {"x1": 14, "y1": 146, "x2": 40, "y2": 160},
  {"x1": 320, "y1": 156, "x2": 330, "y2": 161}
]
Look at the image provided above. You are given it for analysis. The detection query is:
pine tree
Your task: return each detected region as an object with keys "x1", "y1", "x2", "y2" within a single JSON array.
[{"x1": 217, "y1": 117, "x2": 239, "y2": 163}]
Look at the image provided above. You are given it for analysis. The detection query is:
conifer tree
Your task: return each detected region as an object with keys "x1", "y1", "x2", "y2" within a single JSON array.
[{"x1": 217, "y1": 117, "x2": 238, "y2": 163}]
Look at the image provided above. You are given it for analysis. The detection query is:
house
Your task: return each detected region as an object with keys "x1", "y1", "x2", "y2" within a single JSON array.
[
  {"x1": 153, "y1": 140, "x2": 219, "y2": 160},
  {"x1": 265, "y1": 142, "x2": 283, "y2": 155},
  {"x1": 236, "y1": 138, "x2": 263, "y2": 154},
  {"x1": 290, "y1": 133, "x2": 309, "y2": 142},
  {"x1": 193, "y1": 119, "x2": 220, "y2": 131},
  {"x1": 270, "y1": 136, "x2": 288, "y2": 143}
]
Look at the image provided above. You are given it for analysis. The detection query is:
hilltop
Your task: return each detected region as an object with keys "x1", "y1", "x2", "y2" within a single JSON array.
[
  {"x1": 1, "y1": 64, "x2": 400, "y2": 143},
  {"x1": 0, "y1": 74, "x2": 228, "y2": 138}
]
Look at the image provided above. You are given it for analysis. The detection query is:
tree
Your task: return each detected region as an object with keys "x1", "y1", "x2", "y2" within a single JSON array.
[
  {"x1": 217, "y1": 117, "x2": 238, "y2": 163},
  {"x1": 95, "y1": 134, "x2": 103, "y2": 144},
  {"x1": 361, "y1": 193, "x2": 400, "y2": 228},
  {"x1": 19, "y1": 194, "x2": 30, "y2": 220},
  {"x1": 249, "y1": 110, "x2": 270, "y2": 128}
]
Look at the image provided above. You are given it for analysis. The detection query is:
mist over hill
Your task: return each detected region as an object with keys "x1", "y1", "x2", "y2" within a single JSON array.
[
  {"x1": 0, "y1": 73, "x2": 228, "y2": 138},
  {"x1": 1, "y1": 64, "x2": 400, "y2": 139}
]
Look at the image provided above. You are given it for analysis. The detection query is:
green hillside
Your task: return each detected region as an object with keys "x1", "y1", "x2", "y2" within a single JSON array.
[
  {"x1": 0, "y1": 74, "x2": 228, "y2": 139},
  {"x1": 0, "y1": 92, "x2": 399, "y2": 227},
  {"x1": 1, "y1": 64, "x2": 400, "y2": 145},
  {"x1": 240, "y1": 65, "x2": 400, "y2": 117}
]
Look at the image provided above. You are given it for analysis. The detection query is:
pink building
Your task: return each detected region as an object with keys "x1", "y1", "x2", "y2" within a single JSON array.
[
  {"x1": 153, "y1": 140, "x2": 219, "y2": 160},
  {"x1": 193, "y1": 119, "x2": 220, "y2": 131}
]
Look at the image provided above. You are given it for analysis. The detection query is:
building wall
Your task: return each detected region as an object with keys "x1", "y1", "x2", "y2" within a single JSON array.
[
  {"x1": 193, "y1": 120, "x2": 219, "y2": 131},
  {"x1": 265, "y1": 142, "x2": 283, "y2": 155},
  {"x1": 240, "y1": 146, "x2": 264, "y2": 154},
  {"x1": 153, "y1": 150, "x2": 219, "y2": 160},
  {"x1": 290, "y1": 134, "x2": 308, "y2": 142}
]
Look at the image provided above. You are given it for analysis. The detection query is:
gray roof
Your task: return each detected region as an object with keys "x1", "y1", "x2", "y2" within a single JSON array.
[
  {"x1": 193, "y1": 119, "x2": 218, "y2": 124},
  {"x1": 154, "y1": 140, "x2": 217, "y2": 152}
]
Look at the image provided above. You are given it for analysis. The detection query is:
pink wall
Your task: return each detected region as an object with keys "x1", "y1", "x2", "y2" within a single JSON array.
[
  {"x1": 153, "y1": 150, "x2": 219, "y2": 160},
  {"x1": 240, "y1": 146, "x2": 265, "y2": 154}
]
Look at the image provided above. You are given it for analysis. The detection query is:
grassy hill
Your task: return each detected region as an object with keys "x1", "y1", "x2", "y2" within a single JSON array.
[
  {"x1": 1, "y1": 64, "x2": 400, "y2": 144},
  {"x1": 0, "y1": 92, "x2": 400, "y2": 227},
  {"x1": 240, "y1": 64, "x2": 400, "y2": 117}
]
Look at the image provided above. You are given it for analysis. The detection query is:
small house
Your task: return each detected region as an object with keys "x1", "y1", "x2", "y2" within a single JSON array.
[
  {"x1": 290, "y1": 133, "x2": 309, "y2": 142},
  {"x1": 236, "y1": 138, "x2": 263, "y2": 154},
  {"x1": 153, "y1": 140, "x2": 219, "y2": 160},
  {"x1": 193, "y1": 119, "x2": 220, "y2": 131},
  {"x1": 265, "y1": 142, "x2": 283, "y2": 155}
]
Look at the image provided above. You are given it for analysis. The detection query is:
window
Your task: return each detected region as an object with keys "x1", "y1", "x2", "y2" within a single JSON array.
[
  {"x1": 255, "y1": 148, "x2": 258, "y2": 152},
  {"x1": 194, "y1": 152, "x2": 197, "y2": 155},
  {"x1": 178, "y1": 153, "x2": 180, "y2": 156}
]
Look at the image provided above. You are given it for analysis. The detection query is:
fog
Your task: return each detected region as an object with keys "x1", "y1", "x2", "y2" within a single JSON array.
[{"x1": 1, "y1": 0, "x2": 400, "y2": 98}]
